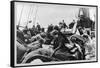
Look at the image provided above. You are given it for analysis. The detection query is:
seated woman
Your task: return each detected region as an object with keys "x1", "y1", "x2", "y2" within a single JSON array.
[{"x1": 21, "y1": 44, "x2": 54, "y2": 63}]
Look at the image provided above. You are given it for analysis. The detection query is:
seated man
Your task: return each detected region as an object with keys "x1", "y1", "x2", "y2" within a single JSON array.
[{"x1": 53, "y1": 37, "x2": 82, "y2": 61}]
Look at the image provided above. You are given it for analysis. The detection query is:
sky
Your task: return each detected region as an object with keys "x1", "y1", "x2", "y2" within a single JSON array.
[{"x1": 15, "y1": 2, "x2": 96, "y2": 29}]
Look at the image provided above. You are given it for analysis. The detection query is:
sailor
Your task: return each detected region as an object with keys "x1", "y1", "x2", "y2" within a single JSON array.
[
  {"x1": 36, "y1": 22, "x2": 41, "y2": 33},
  {"x1": 69, "y1": 20, "x2": 75, "y2": 29}
]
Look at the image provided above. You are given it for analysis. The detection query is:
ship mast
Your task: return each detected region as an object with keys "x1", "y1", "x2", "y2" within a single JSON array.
[
  {"x1": 32, "y1": 5, "x2": 38, "y2": 26},
  {"x1": 18, "y1": 5, "x2": 24, "y2": 28}
]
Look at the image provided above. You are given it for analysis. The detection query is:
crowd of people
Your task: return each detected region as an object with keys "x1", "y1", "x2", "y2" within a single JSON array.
[{"x1": 16, "y1": 14, "x2": 96, "y2": 64}]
